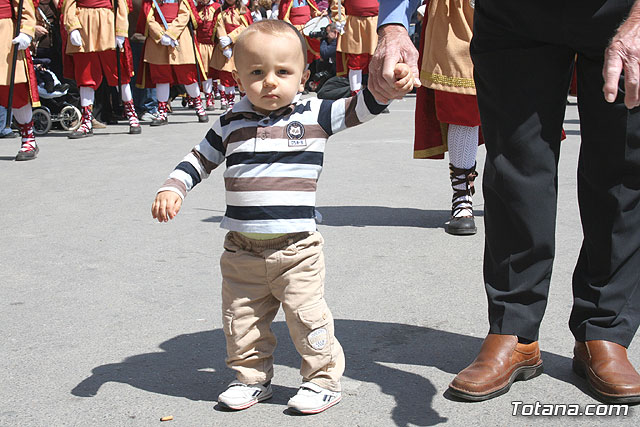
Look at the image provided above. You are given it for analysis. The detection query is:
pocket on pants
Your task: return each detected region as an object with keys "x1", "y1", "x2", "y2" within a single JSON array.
[
  {"x1": 222, "y1": 311, "x2": 234, "y2": 336},
  {"x1": 296, "y1": 300, "x2": 332, "y2": 352}
]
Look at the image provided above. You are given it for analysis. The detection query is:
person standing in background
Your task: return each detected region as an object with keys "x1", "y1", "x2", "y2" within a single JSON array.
[
  {"x1": 330, "y1": 0, "x2": 378, "y2": 95},
  {"x1": 136, "y1": 0, "x2": 208, "y2": 126},
  {"x1": 196, "y1": 0, "x2": 221, "y2": 110},
  {"x1": 61, "y1": 0, "x2": 142, "y2": 138},
  {"x1": 413, "y1": 0, "x2": 481, "y2": 235},
  {"x1": 0, "y1": 0, "x2": 40, "y2": 160},
  {"x1": 211, "y1": 0, "x2": 251, "y2": 111},
  {"x1": 279, "y1": 0, "x2": 322, "y2": 65}
]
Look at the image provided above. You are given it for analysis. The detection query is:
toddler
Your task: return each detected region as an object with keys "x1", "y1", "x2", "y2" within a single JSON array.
[{"x1": 152, "y1": 19, "x2": 413, "y2": 414}]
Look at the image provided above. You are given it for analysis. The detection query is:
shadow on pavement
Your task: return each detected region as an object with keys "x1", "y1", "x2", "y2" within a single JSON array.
[
  {"x1": 71, "y1": 320, "x2": 577, "y2": 426},
  {"x1": 201, "y1": 207, "x2": 484, "y2": 229}
]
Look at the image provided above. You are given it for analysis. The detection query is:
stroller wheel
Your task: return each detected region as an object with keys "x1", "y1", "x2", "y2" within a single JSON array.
[
  {"x1": 32, "y1": 108, "x2": 52, "y2": 135},
  {"x1": 59, "y1": 105, "x2": 82, "y2": 131}
]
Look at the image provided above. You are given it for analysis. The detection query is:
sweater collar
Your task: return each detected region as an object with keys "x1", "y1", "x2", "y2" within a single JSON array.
[{"x1": 231, "y1": 93, "x2": 302, "y2": 120}]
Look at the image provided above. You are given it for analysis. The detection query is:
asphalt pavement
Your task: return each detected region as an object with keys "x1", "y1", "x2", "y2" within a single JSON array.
[{"x1": 1, "y1": 94, "x2": 638, "y2": 426}]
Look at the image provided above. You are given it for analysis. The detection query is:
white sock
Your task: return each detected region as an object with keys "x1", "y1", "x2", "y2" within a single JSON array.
[
  {"x1": 203, "y1": 79, "x2": 213, "y2": 94},
  {"x1": 448, "y1": 125, "x2": 479, "y2": 218},
  {"x1": 13, "y1": 104, "x2": 32, "y2": 124},
  {"x1": 223, "y1": 85, "x2": 235, "y2": 95},
  {"x1": 156, "y1": 83, "x2": 170, "y2": 102},
  {"x1": 448, "y1": 124, "x2": 479, "y2": 169},
  {"x1": 79, "y1": 86, "x2": 95, "y2": 107},
  {"x1": 185, "y1": 82, "x2": 201, "y2": 98},
  {"x1": 348, "y1": 69, "x2": 362, "y2": 92},
  {"x1": 120, "y1": 84, "x2": 133, "y2": 102}
]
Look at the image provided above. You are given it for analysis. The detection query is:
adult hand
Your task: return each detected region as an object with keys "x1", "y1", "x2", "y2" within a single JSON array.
[
  {"x1": 603, "y1": 3, "x2": 640, "y2": 108},
  {"x1": 368, "y1": 24, "x2": 421, "y2": 103},
  {"x1": 116, "y1": 35, "x2": 125, "y2": 49},
  {"x1": 69, "y1": 29, "x2": 82, "y2": 47},
  {"x1": 335, "y1": 21, "x2": 345, "y2": 34},
  {"x1": 219, "y1": 36, "x2": 232, "y2": 48},
  {"x1": 223, "y1": 48, "x2": 233, "y2": 59},
  {"x1": 12, "y1": 33, "x2": 32, "y2": 50}
]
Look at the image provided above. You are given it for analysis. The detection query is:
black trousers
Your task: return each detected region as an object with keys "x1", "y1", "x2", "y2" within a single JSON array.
[{"x1": 472, "y1": 0, "x2": 640, "y2": 346}]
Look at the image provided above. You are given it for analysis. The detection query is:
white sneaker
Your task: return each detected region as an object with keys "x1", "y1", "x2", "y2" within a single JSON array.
[
  {"x1": 287, "y1": 382, "x2": 341, "y2": 414},
  {"x1": 140, "y1": 112, "x2": 158, "y2": 122},
  {"x1": 218, "y1": 380, "x2": 273, "y2": 410}
]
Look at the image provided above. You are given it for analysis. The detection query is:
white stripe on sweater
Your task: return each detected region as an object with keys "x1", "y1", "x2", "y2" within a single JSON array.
[
  {"x1": 220, "y1": 217, "x2": 318, "y2": 233},
  {"x1": 225, "y1": 190, "x2": 316, "y2": 207},
  {"x1": 223, "y1": 163, "x2": 323, "y2": 179}
]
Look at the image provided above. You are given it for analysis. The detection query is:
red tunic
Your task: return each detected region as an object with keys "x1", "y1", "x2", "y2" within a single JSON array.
[
  {"x1": 196, "y1": 2, "x2": 219, "y2": 44},
  {"x1": 344, "y1": 0, "x2": 377, "y2": 17}
]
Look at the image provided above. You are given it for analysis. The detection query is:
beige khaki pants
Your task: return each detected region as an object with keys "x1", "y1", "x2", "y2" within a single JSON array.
[{"x1": 220, "y1": 231, "x2": 345, "y2": 392}]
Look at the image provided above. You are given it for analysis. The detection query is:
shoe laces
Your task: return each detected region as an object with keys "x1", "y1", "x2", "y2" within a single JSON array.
[{"x1": 19, "y1": 141, "x2": 36, "y2": 152}]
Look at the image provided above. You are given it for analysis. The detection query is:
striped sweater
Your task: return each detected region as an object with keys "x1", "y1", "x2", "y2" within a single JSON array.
[{"x1": 158, "y1": 89, "x2": 388, "y2": 233}]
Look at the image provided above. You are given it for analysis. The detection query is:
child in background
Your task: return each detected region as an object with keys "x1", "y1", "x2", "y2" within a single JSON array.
[
  {"x1": 196, "y1": 0, "x2": 221, "y2": 110},
  {"x1": 211, "y1": 0, "x2": 252, "y2": 111},
  {"x1": 152, "y1": 20, "x2": 413, "y2": 414}
]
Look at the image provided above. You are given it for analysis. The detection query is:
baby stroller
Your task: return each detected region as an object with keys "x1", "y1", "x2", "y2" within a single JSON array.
[{"x1": 31, "y1": 59, "x2": 81, "y2": 135}]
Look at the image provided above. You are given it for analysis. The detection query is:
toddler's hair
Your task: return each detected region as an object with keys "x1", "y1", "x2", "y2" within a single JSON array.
[{"x1": 234, "y1": 20, "x2": 307, "y2": 68}]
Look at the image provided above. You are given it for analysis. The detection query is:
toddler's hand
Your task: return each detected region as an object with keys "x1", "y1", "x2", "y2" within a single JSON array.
[
  {"x1": 393, "y1": 63, "x2": 415, "y2": 95},
  {"x1": 152, "y1": 191, "x2": 183, "y2": 223}
]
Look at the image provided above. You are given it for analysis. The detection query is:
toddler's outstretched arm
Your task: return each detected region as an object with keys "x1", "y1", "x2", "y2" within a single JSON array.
[{"x1": 152, "y1": 191, "x2": 183, "y2": 223}]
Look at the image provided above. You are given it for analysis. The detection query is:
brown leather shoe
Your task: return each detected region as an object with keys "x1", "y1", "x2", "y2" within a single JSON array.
[
  {"x1": 573, "y1": 340, "x2": 640, "y2": 404},
  {"x1": 448, "y1": 334, "x2": 543, "y2": 401}
]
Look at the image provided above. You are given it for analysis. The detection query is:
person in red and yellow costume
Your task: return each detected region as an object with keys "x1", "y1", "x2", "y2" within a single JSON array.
[
  {"x1": 62, "y1": 0, "x2": 142, "y2": 138},
  {"x1": 136, "y1": 0, "x2": 208, "y2": 126},
  {"x1": 196, "y1": 0, "x2": 220, "y2": 110},
  {"x1": 413, "y1": 0, "x2": 481, "y2": 235},
  {"x1": 210, "y1": 0, "x2": 251, "y2": 111},
  {"x1": 0, "y1": 0, "x2": 41, "y2": 161},
  {"x1": 278, "y1": 0, "x2": 321, "y2": 64},
  {"x1": 330, "y1": 0, "x2": 378, "y2": 95}
]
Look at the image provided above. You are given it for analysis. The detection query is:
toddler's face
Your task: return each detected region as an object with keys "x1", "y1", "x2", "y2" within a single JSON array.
[{"x1": 233, "y1": 32, "x2": 309, "y2": 115}]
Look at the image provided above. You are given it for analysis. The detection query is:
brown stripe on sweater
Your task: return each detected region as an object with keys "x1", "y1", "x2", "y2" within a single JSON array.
[
  {"x1": 278, "y1": 123, "x2": 329, "y2": 140},
  {"x1": 344, "y1": 97, "x2": 361, "y2": 128},
  {"x1": 191, "y1": 149, "x2": 219, "y2": 174},
  {"x1": 227, "y1": 124, "x2": 329, "y2": 145},
  {"x1": 163, "y1": 178, "x2": 187, "y2": 197},
  {"x1": 227, "y1": 126, "x2": 258, "y2": 145},
  {"x1": 224, "y1": 177, "x2": 317, "y2": 192}
]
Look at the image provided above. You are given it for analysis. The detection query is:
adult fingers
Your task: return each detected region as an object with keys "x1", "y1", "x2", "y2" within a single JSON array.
[
  {"x1": 369, "y1": 53, "x2": 395, "y2": 102},
  {"x1": 400, "y1": 43, "x2": 421, "y2": 88},
  {"x1": 623, "y1": 58, "x2": 640, "y2": 109},
  {"x1": 603, "y1": 44, "x2": 623, "y2": 104}
]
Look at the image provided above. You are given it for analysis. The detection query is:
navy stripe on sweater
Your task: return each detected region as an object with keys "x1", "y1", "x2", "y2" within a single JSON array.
[
  {"x1": 226, "y1": 151, "x2": 324, "y2": 167},
  {"x1": 225, "y1": 205, "x2": 316, "y2": 220}
]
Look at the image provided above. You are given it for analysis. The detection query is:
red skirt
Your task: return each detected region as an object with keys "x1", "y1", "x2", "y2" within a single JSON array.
[
  {"x1": 0, "y1": 83, "x2": 31, "y2": 109},
  {"x1": 148, "y1": 64, "x2": 199, "y2": 85},
  {"x1": 414, "y1": 87, "x2": 482, "y2": 159}
]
